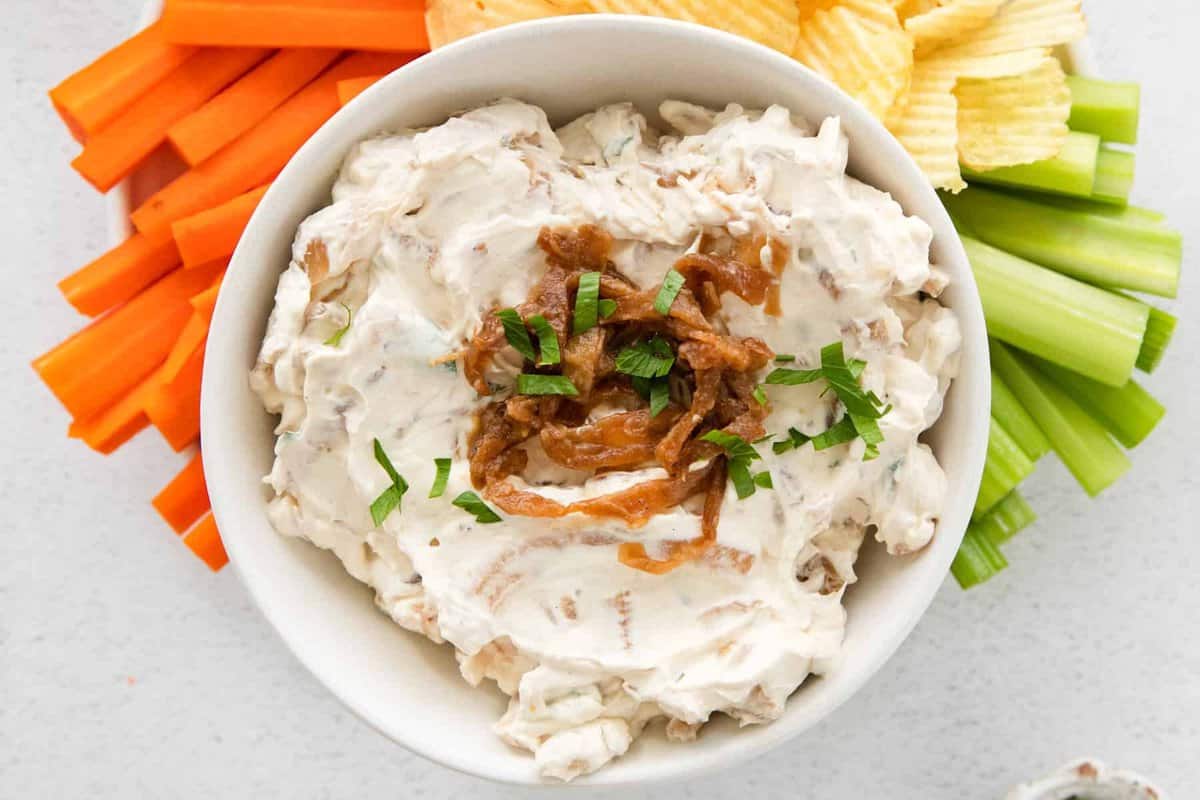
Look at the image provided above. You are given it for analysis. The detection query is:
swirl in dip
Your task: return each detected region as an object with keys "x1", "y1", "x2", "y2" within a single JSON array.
[{"x1": 251, "y1": 99, "x2": 961, "y2": 781}]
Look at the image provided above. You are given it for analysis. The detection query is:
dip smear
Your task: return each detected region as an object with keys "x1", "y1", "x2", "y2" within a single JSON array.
[{"x1": 252, "y1": 99, "x2": 961, "y2": 780}]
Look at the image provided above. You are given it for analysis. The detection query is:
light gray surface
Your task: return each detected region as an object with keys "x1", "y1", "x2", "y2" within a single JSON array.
[{"x1": 2, "y1": 1, "x2": 1196, "y2": 797}]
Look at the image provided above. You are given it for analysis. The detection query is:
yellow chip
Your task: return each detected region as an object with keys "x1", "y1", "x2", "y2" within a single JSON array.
[
  {"x1": 955, "y1": 55, "x2": 1072, "y2": 170},
  {"x1": 885, "y1": 65, "x2": 962, "y2": 191},
  {"x1": 920, "y1": 46, "x2": 1052, "y2": 81},
  {"x1": 836, "y1": 0, "x2": 905, "y2": 29},
  {"x1": 905, "y1": 0, "x2": 1004, "y2": 53},
  {"x1": 890, "y1": 0, "x2": 940, "y2": 20},
  {"x1": 793, "y1": 2, "x2": 914, "y2": 119},
  {"x1": 424, "y1": 0, "x2": 586, "y2": 49},
  {"x1": 591, "y1": 0, "x2": 801, "y2": 54},
  {"x1": 935, "y1": 0, "x2": 1086, "y2": 58}
]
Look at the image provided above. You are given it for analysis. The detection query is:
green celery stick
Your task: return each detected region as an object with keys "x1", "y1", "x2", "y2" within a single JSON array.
[
  {"x1": 974, "y1": 491, "x2": 1037, "y2": 546},
  {"x1": 1091, "y1": 145, "x2": 1134, "y2": 206},
  {"x1": 964, "y1": 235, "x2": 1148, "y2": 387},
  {"x1": 974, "y1": 418, "x2": 1036, "y2": 520},
  {"x1": 1066, "y1": 75, "x2": 1140, "y2": 144},
  {"x1": 991, "y1": 340, "x2": 1131, "y2": 496},
  {"x1": 951, "y1": 527, "x2": 1008, "y2": 589},
  {"x1": 944, "y1": 187, "x2": 1182, "y2": 297},
  {"x1": 961, "y1": 131, "x2": 1098, "y2": 198},
  {"x1": 1036, "y1": 196, "x2": 1167, "y2": 229},
  {"x1": 1137, "y1": 305, "x2": 1177, "y2": 373},
  {"x1": 991, "y1": 370, "x2": 1050, "y2": 461},
  {"x1": 1030, "y1": 356, "x2": 1165, "y2": 449}
]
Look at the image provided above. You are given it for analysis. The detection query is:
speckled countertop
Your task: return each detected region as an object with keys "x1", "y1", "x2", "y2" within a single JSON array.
[{"x1": 3, "y1": 1, "x2": 1197, "y2": 796}]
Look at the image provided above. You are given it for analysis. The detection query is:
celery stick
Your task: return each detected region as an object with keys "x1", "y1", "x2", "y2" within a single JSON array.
[
  {"x1": 974, "y1": 418, "x2": 1036, "y2": 520},
  {"x1": 1137, "y1": 305, "x2": 1177, "y2": 373},
  {"x1": 1091, "y1": 145, "x2": 1134, "y2": 206},
  {"x1": 961, "y1": 131, "x2": 1098, "y2": 198},
  {"x1": 1031, "y1": 356, "x2": 1164, "y2": 448},
  {"x1": 944, "y1": 187, "x2": 1182, "y2": 297},
  {"x1": 991, "y1": 341, "x2": 1131, "y2": 496},
  {"x1": 951, "y1": 527, "x2": 1008, "y2": 589},
  {"x1": 1066, "y1": 75, "x2": 1140, "y2": 144},
  {"x1": 1037, "y1": 196, "x2": 1167, "y2": 229},
  {"x1": 974, "y1": 491, "x2": 1037, "y2": 546},
  {"x1": 964, "y1": 236, "x2": 1148, "y2": 387},
  {"x1": 991, "y1": 371, "x2": 1050, "y2": 461}
]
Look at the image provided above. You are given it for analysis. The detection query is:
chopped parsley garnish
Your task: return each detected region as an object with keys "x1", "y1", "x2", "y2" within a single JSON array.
[
  {"x1": 753, "y1": 470, "x2": 774, "y2": 489},
  {"x1": 496, "y1": 308, "x2": 536, "y2": 362},
  {"x1": 653, "y1": 268, "x2": 685, "y2": 315},
  {"x1": 752, "y1": 385, "x2": 768, "y2": 406},
  {"x1": 572, "y1": 271, "x2": 601, "y2": 334},
  {"x1": 728, "y1": 459, "x2": 757, "y2": 499},
  {"x1": 811, "y1": 416, "x2": 859, "y2": 451},
  {"x1": 699, "y1": 430, "x2": 773, "y2": 499},
  {"x1": 429, "y1": 457, "x2": 452, "y2": 498},
  {"x1": 324, "y1": 303, "x2": 352, "y2": 347},
  {"x1": 452, "y1": 491, "x2": 502, "y2": 524},
  {"x1": 700, "y1": 429, "x2": 761, "y2": 462},
  {"x1": 516, "y1": 374, "x2": 579, "y2": 396},
  {"x1": 772, "y1": 427, "x2": 811, "y2": 455},
  {"x1": 615, "y1": 335, "x2": 674, "y2": 379},
  {"x1": 369, "y1": 438, "x2": 409, "y2": 526},
  {"x1": 764, "y1": 366, "x2": 823, "y2": 385},
  {"x1": 649, "y1": 378, "x2": 670, "y2": 417},
  {"x1": 527, "y1": 314, "x2": 560, "y2": 366},
  {"x1": 774, "y1": 354, "x2": 797, "y2": 363},
  {"x1": 598, "y1": 298, "x2": 618, "y2": 318}
]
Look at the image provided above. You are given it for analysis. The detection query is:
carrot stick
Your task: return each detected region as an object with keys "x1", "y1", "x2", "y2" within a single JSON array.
[
  {"x1": 168, "y1": 49, "x2": 341, "y2": 166},
  {"x1": 72, "y1": 47, "x2": 269, "y2": 192},
  {"x1": 153, "y1": 453, "x2": 211, "y2": 535},
  {"x1": 67, "y1": 366, "x2": 163, "y2": 455},
  {"x1": 58, "y1": 226, "x2": 180, "y2": 317},
  {"x1": 160, "y1": 1, "x2": 429, "y2": 51},
  {"x1": 162, "y1": 311, "x2": 211, "y2": 385},
  {"x1": 34, "y1": 260, "x2": 223, "y2": 421},
  {"x1": 145, "y1": 344, "x2": 204, "y2": 451},
  {"x1": 49, "y1": 21, "x2": 198, "y2": 142},
  {"x1": 191, "y1": 277, "x2": 223, "y2": 321},
  {"x1": 183, "y1": 512, "x2": 229, "y2": 571},
  {"x1": 171, "y1": 185, "x2": 269, "y2": 267},
  {"x1": 131, "y1": 51, "x2": 414, "y2": 233},
  {"x1": 337, "y1": 74, "x2": 384, "y2": 106}
]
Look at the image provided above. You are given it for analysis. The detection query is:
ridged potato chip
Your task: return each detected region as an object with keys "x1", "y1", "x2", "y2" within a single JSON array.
[
  {"x1": 885, "y1": 65, "x2": 962, "y2": 191},
  {"x1": 890, "y1": 0, "x2": 940, "y2": 20},
  {"x1": 955, "y1": 55, "x2": 1071, "y2": 169},
  {"x1": 905, "y1": 0, "x2": 1004, "y2": 53},
  {"x1": 591, "y1": 0, "x2": 801, "y2": 53},
  {"x1": 425, "y1": 0, "x2": 587, "y2": 49},
  {"x1": 935, "y1": 0, "x2": 1086, "y2": 58},
  {"x1": 793, "y1": 2, "x2": 914, "y2": 119}
]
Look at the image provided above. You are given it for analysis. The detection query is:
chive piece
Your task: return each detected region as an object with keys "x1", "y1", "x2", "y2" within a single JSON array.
[
  {"x1": 961, "y1": 234, "x2": 1149, "y2": 387},
  {"x1": 699, "y1": 430, "x2": 762, "y2": 463},
  {"x1": 429, "y1": 457, "x2": 452, "y2": 498},
  {"x1": 812, "y1": 417, "x2": 857, "y2": 451},
  {"x1": 973, "y1": 418, "x2": 1036, "y2": 520},
  {"x1": 1066, "y1": 75, "x2": 1140, "y2": 145},
  {"x1": 991, "y1": 340, "x2": 1130, "y2": 496},
  {"x1": 598, "y1": 298, "x2": 618, "y2": 319},
  {"x1": 764, "y1": 367, "x2": 823, "y2": 385},
  {"x1": 1136, "y1": 304, "x2": 1177, "y2": 373},
  {"x1": 653, "y1": 269, "x2": 685, "y2": 315},
  {"x1": 516, "y1": 374, "x2": 579, "y2": 396},
  {"x1": 496, "y1": 308, "x2": 536, "y2": 362},
  {"x1": 1031, "y1": 356, "x2": 1165, "y2": 449},
  {"x1": 974, "y1": 490, "x2": 1036, "y2": 547},
  {"x1": 572, "y1": 271, "x2": 601, "y2": 334},
  {"x1": 752, "y1": 471, "x2": 773, "y2": 489},
  {"x1": 1091, "y1": 145, "x2": 1134, "y2": 206},
  {"x1": 772, "y1": 427, "x2": 811, "y2": 455},
  {"x1": 615, "y1": 336, "x2": 674, "y2": 379},
  {"x1": 752, "y1": 385, "x2": 768, "y2": 406},
  {"x1": 960, "y1": 130, "x2": 1099, "y2": 199},
  {"x1": 728, "y1": 459, "x2": 757, "y2": 499},
  {"x1": 774, "y1": 354, "x2": 796, "y2": 363},
  {"x1": 325, "y1": 303, "x2": 352, "y2": 346},
  {"x1": 991, "y1": 370, "x2": 1050, "y2": 461},
  {"x1": 951, "y1": 527, "x2": 1009, "y2": 589},
  {"x1": 527, "y1": 314, "x2": 560, "y2": 366},
  {"x1": 370, "y1": 438, "x2": 409, "y2": 526},
  {"x1": 648, "y1": 378, "x2": 670, "y2": 417},
  {"x1": 451, "y1": 491, "x2": 501, "y2": 524}
]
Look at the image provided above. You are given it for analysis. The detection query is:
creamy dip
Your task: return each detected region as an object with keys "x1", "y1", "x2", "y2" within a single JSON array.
[{"x1": 252, "y1": 99, "x2": 961, "y2": 780}]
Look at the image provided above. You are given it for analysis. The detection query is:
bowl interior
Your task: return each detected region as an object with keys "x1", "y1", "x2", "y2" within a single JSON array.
[{"x1": 202, "y1": 15, "x2": 990, "y2": 786}]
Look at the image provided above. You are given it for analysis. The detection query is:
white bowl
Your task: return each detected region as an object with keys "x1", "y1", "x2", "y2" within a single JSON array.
[{"x1": 200, "y1": 15, "x2": 990, "y2": 786}]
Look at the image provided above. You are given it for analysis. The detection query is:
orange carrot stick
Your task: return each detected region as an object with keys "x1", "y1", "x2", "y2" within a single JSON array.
[
  {"x1": 171, "y1": 185, "x2": 269, "y2": 267},
  {"x1": 49, "y1": 21, "x2": 197, "y2": 142},
  {"x1": 337, "y1": 74, "x2": 384, "y2": 106},
  {"x1": 67, "y1": 367, "x2": 164, "y2": 455},
  {"x1": 191, "y1": 277, "x2": 223, "y2": 321},
  {"x1": 145, "y1": 343, "x2": 204, "y2": 452},
  {"x1": 183, "y1": 512, "x2": 229, "y2": 571},
  {"x1": 160, "y1": 1, "x2": 429, "y2": 51},
  {"x1": 131, "y1": 51, "x2": 414, "y2": 233},
  {"x1": 72, "y1": 47, "x2": 269, "y2": 192},
  {"x1": 168, "y1": 49, "x2": 341, "y2": 166},
  {"x1": 34, "y1": 260, "x2": 223, "y2": 421},
  {"x1": 153, "y1": 453, "x2": 211, "y2": 535},
  {"x1": 162, "y1": 311, "x2": 211, "y2": 384},
  {"x1": 58, "y1": 226, "x2": 180, "y2": 317}
]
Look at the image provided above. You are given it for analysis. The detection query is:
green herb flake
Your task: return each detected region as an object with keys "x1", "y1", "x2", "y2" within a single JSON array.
[
  {"x1": 764, "y1": 366, "x2": 823, "y2": 385},
  {"x1": 753, "y1": 470, "x2": 774, "y2": 489},
  {"x1": 700, "y1": 430, "x2": 762, "y2": 463},
  {"x1": 598, "y1": 298, "x2": 618, "y2": 318},
  {"x1": 324, "y1": 303, "x2": 353, "y2": 347},
  {"x1": 516, "y1": 374, "x2": 579, "y2": 396},
  {"x1": 528, "y1": 314, "x2": 560, "y2": 366},
  {"x1": 774, "y1": 354, "x2": 797, "y2": 363},
  {"x1": 728, "y1": 459, "x2": 757, "y2": 499},
  {"x1": 615, "y1": 336, "x2": 675, "y2": 379},
  {"x1": 451, "y1": 491, "x2": 502, "y2": 524},
  {"x1": 572, "y1": 271, "x2": 602, "y2": 334},
  {"x1": 496, "y1": 308, "x2": 537, "y2": 362},
  {"x1": 369, "y1": 438, "x2": 409, "y2": 526},
  {"x1": 648, "y1": 378, "x2": 670, "y2": 417},
  {"x1": 429, "y1": 457, "x2": 452, "y2": 498},
  {"x1": 653, "y1": 269, "x2": 685, "y2": 315},
  {"x1": 812, "y1": 417, "x2": 858, "y2": 451},
  {"x1": 771, "y1": 427, "x2": 811, "y2": 455},
  {"x1": 752, "y1": 385, "x2": 768, "y2": 406}
]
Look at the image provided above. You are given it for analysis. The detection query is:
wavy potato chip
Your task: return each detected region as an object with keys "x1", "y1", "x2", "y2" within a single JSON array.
[
  {"x1": 905, "y1": 0, "x2": 1004, "y2": 53},
  {"x1": 935, "y1": 0, "x2": 1086, "y2": 58},
  {"x1": 955, "y1": 55, "x2": 1071, "y2": 169},
  {"x1": 425, "y1": 0, "x2": 587, "y2": 49},
  {"x1": 793, "y1": 2, "x2": 914, "y2": 119},
  {"x1": 890, "y1": 0, "x2": 940, "y2": 20},
  {"x1": 885, "y1": 65, "x2": 962, "y2": 191},
  {"x1": 591, "y1": 0, "x2": 801, "y2": 53}
]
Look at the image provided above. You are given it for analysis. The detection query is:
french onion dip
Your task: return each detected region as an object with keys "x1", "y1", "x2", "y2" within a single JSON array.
[{"x1": 252, "y1": 99, "x2": 961, "y2": 780}]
